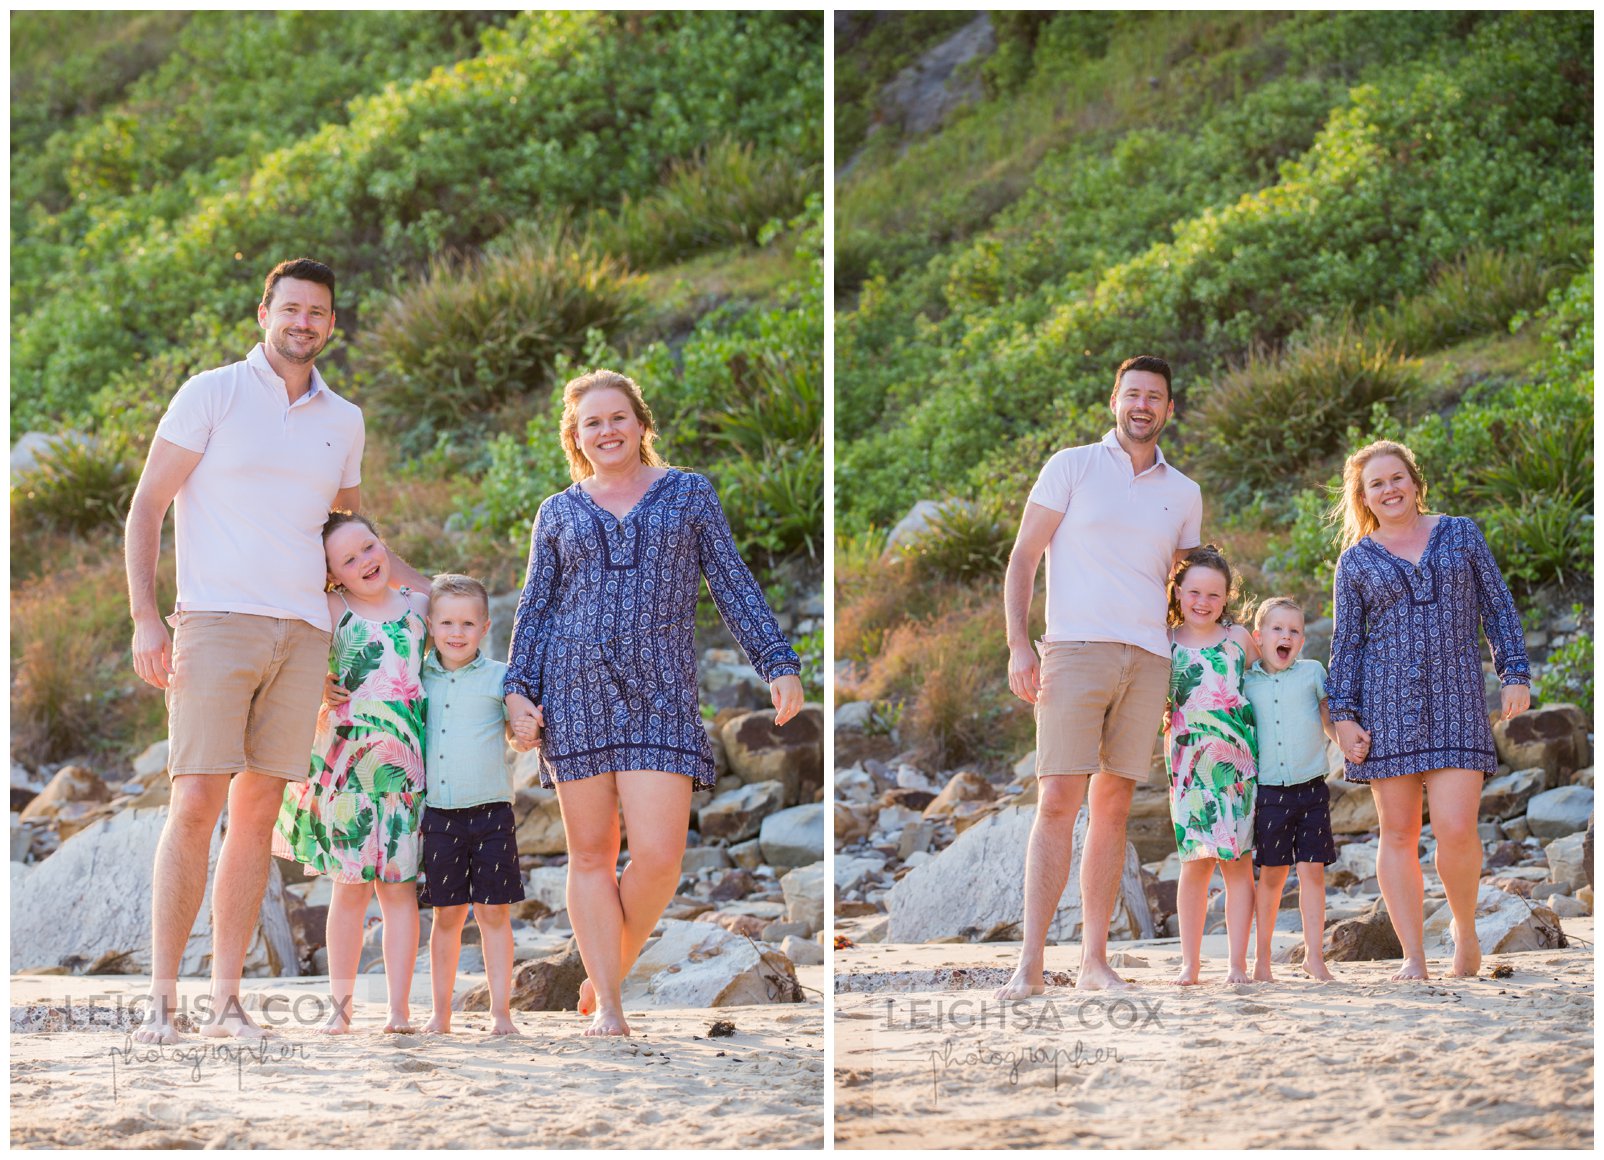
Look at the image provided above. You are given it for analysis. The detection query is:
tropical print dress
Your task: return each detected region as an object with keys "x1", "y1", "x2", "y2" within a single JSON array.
[
  {"x1": 273, "y1": 591, "x2": 427, "y2": 884},
  {"x1": 1166, "y1": 636, "x2": 1258, "y2": 862}
]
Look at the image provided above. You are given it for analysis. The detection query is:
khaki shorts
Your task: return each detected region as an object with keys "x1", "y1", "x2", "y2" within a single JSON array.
[
  {"x1": 165, "y1": 611, "x2": 331, "y2": 781},
  {"x1": 1035, "y1": 640, "x2": 1170, "y2": 781}
]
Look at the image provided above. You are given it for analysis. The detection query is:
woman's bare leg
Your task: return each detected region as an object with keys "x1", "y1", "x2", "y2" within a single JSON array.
[
  {"x1": 555, "y1": 774, "x2": 630, "y2": 1036},
  {"x1": 1370, "y1": 775, "x2": 1427, "y2": 980},
  {"x1": 1423, "y1": 768, "x2": 1486, "y2": 977}
]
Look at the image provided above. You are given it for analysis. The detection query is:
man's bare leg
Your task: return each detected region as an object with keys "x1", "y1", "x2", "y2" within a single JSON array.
[
  {"x1": 201, "y1": 771, "x2": 285, "y2": 1039},
  {"x1": 136, "y1": 774, "x2": 230, "y2": 1044},
  {"x1": 996, "y1": 774, "x2": 1088, "y2": 1000},
  {"x1": 1077, "y1": 772, "x2": 1137, "y2": 991}
]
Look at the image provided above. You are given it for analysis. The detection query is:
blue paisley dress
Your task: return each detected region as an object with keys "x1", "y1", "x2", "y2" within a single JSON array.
[
  {"x1": 1328, "y1": 515, "x2": 1529, "y2": 782},
  {"x1": 505, "y1": 469, "x2": 800, "y2": 790}
]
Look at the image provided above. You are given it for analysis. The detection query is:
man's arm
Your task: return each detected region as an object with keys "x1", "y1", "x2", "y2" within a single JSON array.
[
  {"x1": 1005, "y1": 501, "x2": 1066, "y2": 705},
  {"x1": 126, "y1": 437, "x2": 205, "y2": 689},
  {"x1": 332, "y1": 484, "x2": 432, "y2": 592}
]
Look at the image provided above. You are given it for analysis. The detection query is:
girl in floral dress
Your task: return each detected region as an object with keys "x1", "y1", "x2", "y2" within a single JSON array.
[
  {"x1": 273, "y1": 511, "x2": 430, "y2": 1033},
  {"x1": 1165, "y1": 545, "x2": 1260, "y2": 985}
]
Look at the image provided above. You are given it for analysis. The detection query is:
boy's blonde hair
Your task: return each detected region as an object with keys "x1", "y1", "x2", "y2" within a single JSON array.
[
  {"x1": 1253, "y1": 596, "x2": 1304, "y2": 632},
  {"x1": 430, "y1": 572, "x2": 490, "y2": 618}
]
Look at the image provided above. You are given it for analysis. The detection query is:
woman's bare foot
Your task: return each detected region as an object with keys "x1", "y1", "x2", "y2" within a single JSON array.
[
  {"x1": 1172, "y1": 963, "x2": 1201, "y2": 986},
  {"x1": 994, "y1": 966, "x2": 1047, "y2": 1000},
  {"x1": 421, "y1": 1014, "x2": 451, "y2": 1035},
  {"x1": 577, "y1": 978, "x2": 597, "y2": 1016},
  {"x1": 1390, "y1": 956, "x2": 1429, "y2": 981},
  {"x1": 1224, "y1": 965, "x2": 1251, "y2": 985},
  {"x1": 1253, "y1": 962, "x2": 1275, "y2": 983},
  {"x1": 1302, "y1": 958, "x2": 1335, "y2": 982},
  {"x1": 383, "y1": 1012, "x2": 416, "y2": 1034},
  {"x1": 1076, "y1": 961, "x2": 1135, "y2": 991},
  {"x1": 1446, "y1": 920, "x2": 1482, "y2": 977},
  {"x1": 585, "y1": 1007, "x2": 630, "y2": 1037},
  {"x1": 490, "y1": 1013, "x2": 520, "y2": 1037}
]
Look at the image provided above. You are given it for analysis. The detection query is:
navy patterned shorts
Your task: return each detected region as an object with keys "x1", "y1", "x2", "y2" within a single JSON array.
[
  {"x1": 1253, "y1": 779, "x2": 1336, "y2": 867},
  {"x1": 419, "y1": 802, "x2": 525, "y2": 907}
]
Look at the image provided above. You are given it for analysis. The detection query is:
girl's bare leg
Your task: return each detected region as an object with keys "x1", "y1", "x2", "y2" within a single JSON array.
[
  {"x1": 1423, "y1": 768, "x2": 1485, "y2": 977},
  {"x1": 1173, "y1": 859, "x2": 1215, "y2": 985},
  {"x1": 1253, "y1": 864, "x2": 1291, "y2": 981},
  {"x1": 1370, "y1": 776, "x2": 1428, "y2": 980},
  {"x1": 423, "y1": 904, "x2": 469, "y2": 1033},
  {"x1": 1295, "y1": 862, "x2": 1334, "y2": 981},
  {"x1": 323, "y1": 881, "x2": 371, "y2": 1033},
  {"x1": 1220, "y1": 857, "x2": 1256, "y2": 983},
  {"x1": 475, "y1": 904, "x2": 519, "y2": 1036},
  {"x1": 375, "y1": 881, "x2": 419, "y2": 1032}
]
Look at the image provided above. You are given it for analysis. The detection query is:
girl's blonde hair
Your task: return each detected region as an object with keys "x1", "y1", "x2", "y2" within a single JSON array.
[
  {"x1": 558, "y1": 369, "x2": 667, "y2": 482},
  {"x1": 1166, "y1": 544, "x2": 1238, "y2": 628},
  {"x1": 1329, "y1": 439, "x2": 1428, "y2": 551}
]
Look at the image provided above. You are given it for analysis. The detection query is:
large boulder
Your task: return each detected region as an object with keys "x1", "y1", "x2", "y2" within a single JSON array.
[
  {"x1": 513, "y1": 790, "x2": 567, "y2": 856},
  {"x1": 699, "y1": 648, "x2": 772, "y2": 712},
  {"x1": 623, "y1": 919, "x2": 800, "y2": 1007},
  {"x1": 1479, "y1": 768, "x2": 1550, "y2": 820},
  {"x1": 1543, "y1": 832, "x2": 1590, "y2": 891},
  {"x1": 11, "y1": 808, "x2": 297, "y2": 976},
  {"x1": 18, "y1": 765, "x2": 111, "y2": 824},
  {"x1": 922, "y1": 771, "x2": 996, "y2": 819},
  {"x1": 1525, "y1": 786, "x2": 1594, "y2": 840},
  {"x1": 1329, "y1": 785, "x2": 1381, "y2": 834},
  {"x1": 780, "y1": 861, "x2": 824, "y2": 934},
  {"x1": 759, "y1": 803, "x2": 825, "y2": 868},
  {"x1": 525, "y1": 866, "x2": 569, "y2": 913},
  {"x1": 699, "y1": 780, "x2": 787, "y2": 844},
  {"x1": 1493, "y1": 703, "x2": 1591, "y2": 782},
  {"x1": 1422, "y1": 885, "x2": 1564, "y2": 955},
  {"x1": 131, "y1": 740, "x2": 171, "y2": 781},
  {"x1": 1327, "y1": 840, "x2": 1379, "y2": 889},
  {"x1": 885, "y1": 806, "x2": 1153, "y2": 944},
  {"x1": 834, "y1": 801, "x2": 873, "y2": 849},
  {"x1": 1323, "y1": 898, "x2": 1402, "y2": 962},
  {"x1": 720, "y1": 706, "x2": 824, "y2": 805},
  {"x1": 461, "y1": 941, "x2": 586, "y2": 1012}
]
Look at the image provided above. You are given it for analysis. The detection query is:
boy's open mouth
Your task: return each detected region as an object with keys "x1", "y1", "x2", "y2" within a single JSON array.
[{"x1": 1276, "y1": 643, "x2": 1293, "y2": 662}]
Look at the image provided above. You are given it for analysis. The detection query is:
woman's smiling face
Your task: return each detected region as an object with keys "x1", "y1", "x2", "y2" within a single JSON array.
[
  {"x1": 575, "y1": 386, "x2": 644, "y2": 472},
  {"x1": 1360, "y1": 453, "x2": 1419, "y2": 524}
]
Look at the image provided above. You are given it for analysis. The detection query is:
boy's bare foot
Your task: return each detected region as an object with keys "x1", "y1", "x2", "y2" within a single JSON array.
[
  {"x1": 1075, "y1": 961, "x2": 1135, "y2": 991},
  {"x1": 1224, "y1": 966, "x2": 1251, "y2": 985},
  {"x1": 200, "y1": 1008, "x2": 268, "y2": 1040},
  {"x1": 1390, "y1": 957, "x2": 1429, "y2": 981},
  {"x1": 1172, "y1": 964, "x2": 1201, "y2": 986},
  {"x1": 1252, "y1": 962, "x2": 1275, "y2": 983},
  {"x1": 1446, "y1": 920, "x2": 1482, "y2": 977},
  {"x1": 421, "y1": 1014, "x2": 451, "y2": 1035},
  {"x1": 1301, "y1": 959, "x2": 1335, "y2": 982},
  {"x1": 490, "y1": 1013, "x2": 520, "y2": 1037},
  {"x1": 577, "y1": 978, "x2": 596, "y2": 1016},
  {"x1": 585, "y1": 1008, "x2": 630, "y2": 1037},
  {"x1": 383, "y1": 1012, "x2": 416, "y2": 1034},
  {"x1": 994, "y1": 965, "x2": 1047, "y2": 1000}
]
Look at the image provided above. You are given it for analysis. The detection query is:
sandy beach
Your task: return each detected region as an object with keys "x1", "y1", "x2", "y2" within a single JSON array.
[
  {"x1": 834, "y1": 921, "x2": 1594, "y2": 1149},
  {"x1": 10, "y1": 969, "x2": 824, "y2": 1150}
]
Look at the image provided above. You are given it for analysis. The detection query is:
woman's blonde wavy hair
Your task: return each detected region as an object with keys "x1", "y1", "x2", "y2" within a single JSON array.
[
  {"x1": 1329, "y1": 439, "x2": 1429, "y2": 551},
  {"x1": 558, "y1": 369, "x2": 668, "y2": 482}
]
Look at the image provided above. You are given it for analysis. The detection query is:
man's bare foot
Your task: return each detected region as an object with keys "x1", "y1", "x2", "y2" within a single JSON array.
[
  {"x1": 1253, "y1": 962, "x2": 1275, "y2": 983},
  {"x1": 133, "y1": 1014, "x2": 183, "y2": 1045},
  {"x1": 585, "y1": 1008, "x2": 630, "y2": 1037},
  {"x1": 1224, "y1": 966, "x2": 1251, "y2": 985},
  {"x1": 200, "y1": 1007, "x2": 268, "y2": 1040},
  {"x1": 421, "y1": 1014, "x2": 451, "y2": 1035},
  {"x1": 994, "y1": 965, "x2": 1047, "y2": 1000},
  {"x1": 1390, "y1": 956, "x2": 1429, "y2": 981},
  {"x1": 1446, "y1": 919, "x2": 1482, "y2": 977},
  {"x1": 577, "y1": 978, "x2": 596, "y2": 1016},
  {"x1": 489, "y1": 1013, "x2": 519, "y2": 1037},
  {"x1": 383, "y1": 1012, "x2": 416, "y2": 1034},
  {"x1": 1172, "y1": 963, "x2": 1201, "y2": 986},
  {"x1": 1075, "y1": 961, "x2": 1135, "y2": 991},
  {"x1": 1301, "y1": 959, "x2": 1335, "y2": 982}
]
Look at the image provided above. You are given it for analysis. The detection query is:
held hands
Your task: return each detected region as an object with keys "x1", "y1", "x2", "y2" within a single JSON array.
[
  {"x1": 1334, "y1": 719, "x2": 1372, "y2": 765},
  {"x1": 323, "y1": 672, "x2": 351, "y2": 707},
  {"x1": 1501, "y1": 683, "x2": 1531, "y2": 721},
  {"x1": 131, "y1": 618, "x2": 175, "y2": 690},
  {"x1": 771, "y1": 674, "x2": 804, "y2": 726},
  {"x1": 1007, "y1": 644, "x2": 1041, "y2": 705},
  {"x1": 506, "y1": 693, "x2": 543, "y2": 751}
]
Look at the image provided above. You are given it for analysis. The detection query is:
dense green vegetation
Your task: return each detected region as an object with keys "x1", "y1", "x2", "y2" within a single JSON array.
[
  {"x1": 11, "y1": 12, "x2": 823, "y2": 766},
  {"x1": 836, "y1": 11, "x2": 1592, "y2": 768}
]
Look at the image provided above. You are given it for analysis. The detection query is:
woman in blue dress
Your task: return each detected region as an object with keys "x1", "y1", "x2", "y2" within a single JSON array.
[
  {"x1": 1327, "y1": 440, "x2": 1530, "y2": 982},
  {"x1": 505, "y1": 369, "x2": 804, "y2": 1036}
]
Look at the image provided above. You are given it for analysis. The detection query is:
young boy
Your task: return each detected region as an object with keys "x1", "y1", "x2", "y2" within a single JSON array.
[
  {"x1": 1244, "y1": 597, "x2": 1366, "y2": 982},
  {"x1": 418, "y1": 573, "x2": 538, "y2": 1036}
]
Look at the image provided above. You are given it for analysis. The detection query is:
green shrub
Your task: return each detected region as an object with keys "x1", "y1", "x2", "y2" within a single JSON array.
[
  {"x1": 1536, "y1": 618, "x2": 1594, "y2": 717},
  {"x1": 1365, "y1": 247, "x2": 1576, "y2": 355},
  {"x1": 9, "y1": 434, "x2": 137, "y2": 536},
  {"x1": 898, "y1": 498, "x2": 1014, "y2": 583}
]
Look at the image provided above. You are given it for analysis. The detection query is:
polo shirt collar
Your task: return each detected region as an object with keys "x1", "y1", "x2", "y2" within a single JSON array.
[
  {"x1": 424, "y1": 649, "x2": 486, "y2": 677},
  {"x1": 248, "y1": 342, "x2": 328, "y2": 401},
  {"x1": 1100, "y1": 428, "x2": 1169, "y2": 473}
]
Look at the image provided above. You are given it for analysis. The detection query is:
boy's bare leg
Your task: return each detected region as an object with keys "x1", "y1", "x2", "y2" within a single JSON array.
[
  {"x1": 424, "y1": 904, "x2": 469, "y2": 1034},
  {"x1": 1296, "y1": 862, "x2": 1333, "y2": 981},
  {"x1": 136, "y1": 774, "x2": 230, "y2": 1044},
  {"x1": 202, "y1": 771, "x2": 285, "y2": 1038},
  {"x1": 996, "y1": 775, "x2": 1088, "y2": 999},
  {"x1": 1253, "y1": 864, "x2": 1292, "y2": 981},
  {"x1": 475, "y1": 904, "x2": 519, "y2": 1036},
  {"x1": 1221, "y1": 857, "x2": 1256, "y2": 984},
  {"x1": 375, "y1": 881, "x2": 419, "y2": 1032},
  {"x1": 1077, "y1": 772, "x2": 1137, "y2": 991}
]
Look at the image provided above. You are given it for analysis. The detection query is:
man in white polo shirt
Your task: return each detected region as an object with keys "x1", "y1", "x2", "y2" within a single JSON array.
[
  {"x1": 996, "y1": 355, "x2": 1202, "y2": 997},
  {"x1": 125, "y1": 258, "x2": 421, "y2": 1042}
]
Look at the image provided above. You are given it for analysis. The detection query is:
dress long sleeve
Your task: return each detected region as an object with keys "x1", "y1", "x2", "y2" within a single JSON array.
[
  {"x1": 1326, "y1": 549, "x2": 1365, "y2": 724},
  {"x1": 505, "y1": 498, "x2": 562, "y2": 703},
  {"x1": 1464, "y1": 518, "x2": 1531, "y2": 686},
  {"x1": 694, "y1": 479, "x2": 801, "y2": 684}
]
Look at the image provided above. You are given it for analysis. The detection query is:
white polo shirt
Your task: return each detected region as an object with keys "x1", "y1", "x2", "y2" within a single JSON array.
[
  {"x1": 1028, "y1": 429, "x2": 1202, "y2": 658},
  {"x1": 155, "y1": 344, "x2": 364, "y2": 631}
]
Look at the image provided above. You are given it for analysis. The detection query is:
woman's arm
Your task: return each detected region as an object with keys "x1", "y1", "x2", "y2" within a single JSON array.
[
  {"x1": 1463, "y1": 519, "x2": 1532, "y2": 716},
  {"x1": 505, "y1": 499, "x2": 562, "y2": 705},
  {"x1": 693, "y1": 477, "x2": 801, "y2": 687},
  {"x1": 1326, "y1": 553, "x2": 1365, "y2": 725}
]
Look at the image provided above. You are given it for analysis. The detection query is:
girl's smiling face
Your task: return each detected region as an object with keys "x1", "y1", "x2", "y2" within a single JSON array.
[
  {"x1": 325, "y1": 522, "x2": 388, "y2": 597},
  {"x1": 1360, "y1": 453, "x2": 1420, "y2": 524},
  {"x1": 1178, "y1": 564, "x2": 1228, "y2": 628},
  {"x1": 575, "y1": 387, "x2": 644, "y2": 473}
]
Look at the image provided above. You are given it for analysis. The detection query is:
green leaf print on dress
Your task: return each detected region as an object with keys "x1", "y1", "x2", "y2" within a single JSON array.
[
  {"x1": 1166, "y1": 637, "x2": 1258, "y2": 862},
  {"x1": 273, "y1": 596, "x2": 428, "y2": 884}
]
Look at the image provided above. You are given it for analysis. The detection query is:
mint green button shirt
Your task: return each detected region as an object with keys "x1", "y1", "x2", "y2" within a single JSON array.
[
  {"x1": 1242, "y1": 658, "x2": 1332, "y2": 787},
  {"x1": 420, "y1": 651, "x2": 513, "y2": 809}
]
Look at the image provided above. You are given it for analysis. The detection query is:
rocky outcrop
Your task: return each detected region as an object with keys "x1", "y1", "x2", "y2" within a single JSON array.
[{"x1": 623, "y1": 920, "x2": 800, "y2": 1007}]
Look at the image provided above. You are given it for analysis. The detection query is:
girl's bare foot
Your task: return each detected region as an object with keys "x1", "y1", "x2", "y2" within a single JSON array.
[
  {"x1": 421, "y1": 1014, "x2": 451, "y2": 1035},
  {"x1": 320, "y1": 1009, "x2": 353, "y2": 1036},
  {"x1": 1075, "y1": 962, "x2": 1135, "y2": 991},
  {"x1": 383, "y1": 1012, "x2": 416, "y2": 1034},
  {"x1": 1390, "y1": 957, "x2": 1429, "y2": 981},
  {"x1": 577, "y1": 978, "x2": 596, "y2": 1016},
  {"x1": 585, "y1": 1008, "x2": 630, "y2": 1037},
  {"x1": 1252, "y1": 962, "x2": 1275, "y2": 983},
  {"x1": 1224, "y1": 965, "x2": 1251, "y2": 985},
  {"x1": 1302, "y1": 959, "x2": 1335, "y2": 982},
  {"x1": 490, "y1": 1013, "x2": 520, "y2": 1037},
  {"x1": 994, "y1": 966, "x2": 1047, "y2": 1000},
  {"x1": 1446, "y1": 920, "x2": 1482, "y2": 977},
  {"x1": 1172, "y1": 964, "x2": 1201, "y2": 986}
]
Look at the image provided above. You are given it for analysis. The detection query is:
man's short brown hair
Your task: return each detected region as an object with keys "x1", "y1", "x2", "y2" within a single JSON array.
[
  {"x1": 431, "y1": 572, "x2": 491, "y2": 618},
  {"x1": 262, "y1": 258, "x2": 337, "y2": 311}
]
